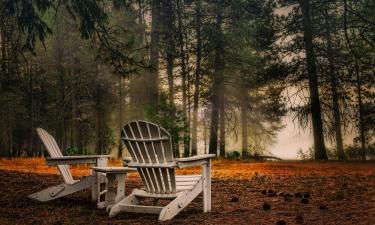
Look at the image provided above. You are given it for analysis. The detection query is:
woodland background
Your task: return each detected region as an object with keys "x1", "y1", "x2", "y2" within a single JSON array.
[{"x1": 0, "y1": 0, "x2": 374, "y2": 160}]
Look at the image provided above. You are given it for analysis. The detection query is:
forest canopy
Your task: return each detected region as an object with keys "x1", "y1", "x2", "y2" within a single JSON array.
[{"x1": 0, "y1": 0, "x2": 374, "y2": 160}]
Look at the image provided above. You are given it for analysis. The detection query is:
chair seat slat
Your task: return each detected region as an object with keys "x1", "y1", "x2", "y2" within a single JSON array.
[{"x1": 176, "y1": 185, "x2": 195, "y2": 191}]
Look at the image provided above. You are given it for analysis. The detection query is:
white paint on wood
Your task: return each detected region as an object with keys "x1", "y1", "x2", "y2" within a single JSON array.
[
  {"x1": 203, "y1": 158, "x2": 212, "y2": 212},
  {"x1": 110, "y1": 120, "x2": 213, "y2": 221},
  {"x1": 31, "y1": 128, "x2": 110, "y2": 202},
  {"x1": 28, "y1": 176, "x2": 92, "y2": 202}
]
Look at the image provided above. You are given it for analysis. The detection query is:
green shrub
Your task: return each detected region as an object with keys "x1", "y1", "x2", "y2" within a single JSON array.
[
  {"x1": 65, "y1": 146, "x2": 81, "y2": 155},
  {"x1": 226, "y1": 151, "x2": 241, "y2": 160}
]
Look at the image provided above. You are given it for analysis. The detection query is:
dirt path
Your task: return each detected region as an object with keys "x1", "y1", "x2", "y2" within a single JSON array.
[{"x1": 0, "y1": 161, "x2": 375, "y2": 225}]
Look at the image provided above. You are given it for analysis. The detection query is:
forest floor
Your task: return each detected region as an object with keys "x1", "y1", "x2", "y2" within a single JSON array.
[{"x1": 0, "y1": 158, "x2": 374, "y2": 225}]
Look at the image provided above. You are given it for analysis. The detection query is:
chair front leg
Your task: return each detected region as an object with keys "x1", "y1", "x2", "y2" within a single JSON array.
[{"x1": 202, "y1": 158, "x2": 212, "y2": 212}]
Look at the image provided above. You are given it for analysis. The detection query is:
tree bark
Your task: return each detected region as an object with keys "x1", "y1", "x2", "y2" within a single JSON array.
[
  {"x1": 27, "y1": 59, "x2": 34, "y2": 156},
  {"x1": 71, "y1": 56, "x2": 80, "y2": 149},
  {"x1": 53, "y1": 18, "x2": 66, "y2": 151},
  {"x1": 241, "y1": 92, "x2": 248, "y2": 158},
  {"x1": 355, "y1": 60, "x2": 366, "y2": 160},
  {"x1": 0, "y1": 24, "x2": 5, "y2": 90},
  {"x1": 96, "y1": 80, "x2": 103, "y2": 155},
  {"x1": 7, "y1": 101, "x2": 13, "y2": 159},
  {"x1": 219, "y1": 91, "x2": 225, "y2": 157},
  {"x1": 58, "y1": 50, "x2": 66, "y2": 152},
  {"x1": 185, "y1": 29, "x2": 191, "y2": 157},
  {"x1": 117, "y1": 75, "x2": 123, "y2": 159},
  {"x1": 164, "y1": 0, "x2": 175, "y2": 107},
  {"x1": 191, "y1": 0, "x2": 202, "y2": 156},
  {"x1": 209, "y1": 1, "x2": 224, "y2": 156},
  {"x1": 299, "y1": 0, "x2": 328, "y2": 160},
  {"x1": 177, "y1": 0, "x2": 190, "y2": 157},
  {"x1": 323, "y1": 9, "x2": 345, "y2": 160},
  {"x1": 0, "y1": 23, "x2": 12, "y2": 158},
  {"x1": 149, "y1": 0, "x2": 161, "y2": 104},
  {"x1": 128, "y1": 0, "x2": 146, "y2": 119}
]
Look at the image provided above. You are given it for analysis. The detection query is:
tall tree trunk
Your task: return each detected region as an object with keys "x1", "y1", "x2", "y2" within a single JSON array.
[
  {"x1": 219, "y1": 92, "x2": 225, "y2": 157},
  {"x1": 58, "y1": 58, "x2": 66, "y2": 152},
  {"x1": 177, "y1": 0, "x2": 189, "y2": 157},
  {"x1": 117, "y1": 75, "x2": 123, "y2": 159},
  {"x1": 36, "y1": 66, "x2": 44, "y2": 157},
  {"x1": 355, "y1": 60, "x2": 366, "y2": 160},
  {"x1": 96, "y1": 76, "x2": 103, "y2": 155},
  {"x1": 323, "y1": 9, "x2": 345, "y2": 160},
  {"x1": 0, "y1": 25, "x2": 5, "y2": 91},
  {"x1": 185, "y1": 29, "x2": 191, "y2": 157},
  {"x1": 96, "y1": 108, "x2": 103, "y2": 155},
  {"x1": 299, "y1": 0, "x2": 328, "y2": 160},
  {"x1": 27, "y1": 59, "x2": 34, "y2": 155},
  {"x1": 203, "y1": 116, "x2": 207, "y2": 154},
  {"x1": 53, "y1": 19, "x2": 66, "y2": 152},
  {"x1": 0, "y1": 23, "x2": 12, "y2": 158},
  {"x1": 165, "y1": 0, "x2": 175, "y2": 107},
  {"x1": 209, "y1": 1, "x2": 223, "y2": 156},
  {"x1": 71, "y1": 58, "x2": 79, "y2": 148},
  {"x1": 191, "y1": 0, "x2": 202, "y2": 156},
  {"x1": 150, "y1": 0, "x2": 161, "y2": 104},
  {"x1": 0, "y1": 29, "x2": 3, "y2": 156},
  {"x1": 241, "y1": 91, "x2": 248, "y2": 158},
  {"x1": 0, "y1": 22, "x2": 8, "y2": 80},
  {"x1": 128, "y1": 0, "x2": 146, "y2": 119},
  {"x1": 6, "y1": 101, "x2": 12, "y2": 159}
]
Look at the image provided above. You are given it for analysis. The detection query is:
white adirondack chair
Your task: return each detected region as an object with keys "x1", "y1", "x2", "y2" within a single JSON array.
[
  {"x1": 109, "y1": 120, "x2": 215, "y2": 221},
  {"x1": 28, "y1": 128, "x2": 110, "y2": 202}
]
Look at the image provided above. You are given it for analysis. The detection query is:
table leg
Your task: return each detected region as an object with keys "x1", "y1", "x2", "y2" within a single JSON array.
[
  {"x1": 98, "y1": 173, "x2": 116, "y2": 209},
  {"x1": 115, "y1": 174, "x2": 126, "y2": 203},
  {"x1": 92, "y1": 157, "x2": 108, "y2": 202}
]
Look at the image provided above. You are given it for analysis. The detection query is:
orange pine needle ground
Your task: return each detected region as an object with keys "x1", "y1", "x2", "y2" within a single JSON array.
[{"x1": 1, "y1": 157, "x2": 374, "y2": 179}]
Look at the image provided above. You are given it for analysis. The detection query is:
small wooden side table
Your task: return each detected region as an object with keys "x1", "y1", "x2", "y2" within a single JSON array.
[{"x1": 92, "y1": 167, "x2": 136, "y2": 211}]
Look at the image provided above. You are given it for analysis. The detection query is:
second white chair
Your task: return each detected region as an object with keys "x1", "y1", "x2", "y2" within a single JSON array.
[{"x1": 108, "y1": 120, "x2": 214, "y2": 221}]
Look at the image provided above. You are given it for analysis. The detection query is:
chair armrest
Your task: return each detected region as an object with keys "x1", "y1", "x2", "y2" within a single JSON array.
[
  {"x1": 46, "y1": 155, "x2": 111, "y2": 166},
  {"x1": 175, "y1": 154, "x2": 215, "y2": 168},
  {"x1": 92, "y1": 166, "x2": 137, "y2": 173},
  {"x1": 127, "y1": 162, "x2": 175, "y2": 168}
]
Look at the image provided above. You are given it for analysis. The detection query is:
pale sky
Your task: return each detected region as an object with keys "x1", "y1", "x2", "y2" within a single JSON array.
[{"x1": 271, "y1": 115, "x2": 313, "y2": 159}]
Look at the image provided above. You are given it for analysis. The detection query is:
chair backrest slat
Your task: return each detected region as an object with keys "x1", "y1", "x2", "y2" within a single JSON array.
[
  {"x1": 121, "y1": 121, "x2": 176, "y2": 194},
  {"x1": 122, "y1": 125, "x2": 152, "y2": 192},
  {"x1": 145, "y1": 123, "x2": 166, "y2": 193},
  {"x1": 36, "y1": 128, "x2": 75, "y2": 184},
  {"x1": 136, "y1": 122, "x2": 161, "y2": 194}
]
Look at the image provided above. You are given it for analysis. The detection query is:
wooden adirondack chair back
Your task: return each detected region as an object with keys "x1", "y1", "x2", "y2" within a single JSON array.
[
  {"x1": 36, "y1": 128, "x2": 76, "y2": 184},
  {"x1": 121, "y1": 121, "x2": 177, "y2": 194}
]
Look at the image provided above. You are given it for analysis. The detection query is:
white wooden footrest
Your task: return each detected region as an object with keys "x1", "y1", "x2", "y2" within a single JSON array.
[{"x1": 49, "y1": 185, "x2": 66, "y2": 197}]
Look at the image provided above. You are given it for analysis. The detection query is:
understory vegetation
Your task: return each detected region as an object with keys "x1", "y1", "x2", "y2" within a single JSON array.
[{"x1": 0, "y1": 0, "x2": 373, "y2": 160}]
